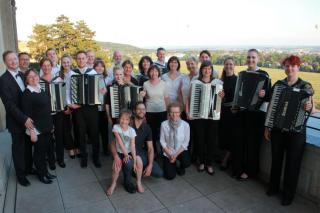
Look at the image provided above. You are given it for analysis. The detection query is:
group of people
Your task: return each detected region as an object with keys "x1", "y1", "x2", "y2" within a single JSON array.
[{"x1": 0, "y1": 47, "x2": 315, "y2": 206}]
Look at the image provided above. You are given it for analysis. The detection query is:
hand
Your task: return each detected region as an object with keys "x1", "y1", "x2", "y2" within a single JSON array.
[
  {"x1": 139, "y1": 90, "x2": 146, "y2": 98},
  {"x1": 304, "y1": 101, "x2": 312, "y2": 112},
  {"x1": 64, "y1": 107, "x2": 72, "y2": 115},
  {"x1": 30, "y1": 131, "x2": 38, "y2": 143},
  {"x1": 169, "y1": 155, "x2": 177, "y2": 163},
  {"x1": 187, "y1": 114, "x2": 193, "y2": 120},
  {"x1": 112, "y1": 155, "x2": 122, "y2": 172},
  {"x1": 218, "y1": 90, "x2": 225, "y2": 98},
  {"x1": 100, "y1": 88, "x2": 107, "y2": 95},
  {"x1": 25, "y1": 118, "x2": 34, "y2": 130},
  {"x1": 123, "y1": 154, "x2": 132, "y2": 164},
  {"x1": 69, "y1": 104, "x2": 81, "y2": 109},
  {"x1": 259, "y1": 90, "x2": 266, "y2": 98},
  {"x1": 143, "y1": 164, "x2": 152, "y2": 177},
  {"x1": 264, "y1": 128, "x2": 271, "y2": 142}
]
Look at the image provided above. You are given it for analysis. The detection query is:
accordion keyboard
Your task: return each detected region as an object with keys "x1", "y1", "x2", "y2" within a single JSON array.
[
  {"x1": 190, "y1": 83, "x2": 202, "y2": 118},
  {"x1": 265, "y1": 84, "x2": 284, "y2": 128},
  {"x1": 110, "y1": 86, "x2": 120, "y2": 118}
]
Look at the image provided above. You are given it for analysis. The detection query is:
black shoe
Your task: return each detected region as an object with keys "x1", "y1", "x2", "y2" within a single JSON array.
[
  {"x1": 80, "y1": 158, "x2": 87, "y2": 168},
  {"x1": 69, "y1": 154, "x2": 75, "y2": 159},
  {"x1": 266, "y1": 188, "x2": 279, "y2": 197},
  {"x1": 49, "y1": 164, "x2": 56, "y2": 170},
  {"x1": 281, "y1": 197, "x2": 293, "y2": 206},
  {"x1": 38, "y1": 176, "x2": 52, "y2": 184},
  {"x1": 177, "y1": 167, "x2": 186, "y2": 176},
  {"x1": 45, "y1": 172, "x2": 56, "y2": 179},
  {"x1": 93, "y1": 158, "x2": 101, "y2": 168},
  {"x1": 58, "y1": 161, "x2": 66, "y2": 168},
  {"x1": 18, "y1": 177, "x2": 31, "y2": 187},
  {"x1": 28, "y1": 168, "x2": 38, "y2": 175},
  {"x1": 206, "y1": 167, "x2": 215, "y2": 176},
  {"x1": 124, "y1": 182, "x2": 136, "y2": 194},
  {"x1": 76, "y1": 154, "x2": 82, "y2": 158},
  {"x1": 219, "y1": 165, "x2": 228, "y2": 171}
]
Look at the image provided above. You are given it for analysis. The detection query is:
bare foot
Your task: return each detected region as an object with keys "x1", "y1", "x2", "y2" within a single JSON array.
[
  {"x1": 107, "y1": 183, "x2": 116, "y2": 196},
  {"x1": 136, "y1": 182, "x2": 144, "y2": 193}
]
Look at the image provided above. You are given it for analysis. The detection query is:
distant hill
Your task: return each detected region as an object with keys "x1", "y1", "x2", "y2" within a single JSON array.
[{"x1": 97, "y1": 41, "x2": 151, "y2": 53}]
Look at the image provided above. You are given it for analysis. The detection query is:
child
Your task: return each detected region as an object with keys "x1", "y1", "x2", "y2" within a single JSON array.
[{"x1": 107, "y1": 110, "x2": 144, "y2": 196}]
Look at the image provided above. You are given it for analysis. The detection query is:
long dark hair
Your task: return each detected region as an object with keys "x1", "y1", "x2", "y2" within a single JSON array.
[
  {"x1": 221, "y1": 57, "x2": 235, "y2": 80},
  {"x1": 198, "y1": 60, "x2": 214, "y2": 81},
  {"x1": 138, "y1": 56, "x2": 153, "y2": 75}
]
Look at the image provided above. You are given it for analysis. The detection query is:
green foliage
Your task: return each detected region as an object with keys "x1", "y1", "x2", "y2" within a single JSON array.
[{"x1": 27, "y1": 15, "x2": 101, "y2": 62}]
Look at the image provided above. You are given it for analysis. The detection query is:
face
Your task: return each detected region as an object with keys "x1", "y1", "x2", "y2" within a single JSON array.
[
  {"x1": 113, "y1": 51, "x2": 122, "y2": 64},
  {"x1": 200, "y1": 53, "x2": 210, "y2": 63},
  {"x1": 87, "y1": 51, "x2": 95, "y2": 65},
  {"x1": 41, "y1": 60, "x2": 53, "y2": 75},
  {"x1": 119, "y1": 114, "x2": 130, "y2": 127},
  {"x1": 149, "y1": 68, "x2": 159, "y2": 80},
  {"x1": 134, "y1": 104, "x2": 146, "y2": 119},
  {"x1": 19, "y1": 54, "x2": 30, "y2": 70},
  {"x1": 201, "y1": 66, "x2": 212, "y2": 78},
  {"x1": 169, "y1": 106, "x2": 181, "y2": 122},
  {"x1": 142, "y1": 59, "x2": 151, "y2": 71},
  {"x1": 114, "y1": 69, "x2": 124, "y2": 82},
  {"x1": 284, "y1": 63, "x2": 299, "y2": 78},
  {"x1": 186, "y1": 60, "x2": 197, "y2": 73},
  {"x1": 169, "y1": 59, "x2": 179, "y2": 71},
  {"x1": 4, "y1": 53, "x2": 19, "y2": 70},
  {"x1": 76, "y1": 53, "x2": 88, "y2": 68},
  {"x1": 46, "y1": 50, "x2": 57, "y2": 64},
  {"x1": 157, "y1": 50, "x2": 165, "y2": 62},
  {"x1": 123, "y1": 64, "x2": 133, "y2": 76},
  {"x1": 26, "y1": 71, "x2": 40, "y2": 86},
  {"x1": 246, "y1": 51, "x2": 259, "y2": 69},
  {"x1": 224, "y1": 59, "x2": 235, "y2": 75},
  {"x1": 61, "y1": 57, "x2": 71, "y2": 71},
  {"x1": 94, "y1": 63, "x2": 105, "y2": 74}
]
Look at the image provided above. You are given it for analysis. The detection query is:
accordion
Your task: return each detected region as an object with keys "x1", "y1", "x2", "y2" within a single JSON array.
[
  {"x1": 232, "y1": 71, "x2": 269, "y2": 110},
  {"x1": 70, "y1": 74, "x2": 105, "y2": 105},
  {"x1": 265, "y1": 82, "x2": 311, "y2": 132},
  {"x1": 109, "y1": 85, "x2": 143, "y2": 118},
  {"x1": 40, "y1": 81, "x2": 66, "y2": 112},
  {"x1": 189, "y1": 80, "x2": 223, "y2": 120}
]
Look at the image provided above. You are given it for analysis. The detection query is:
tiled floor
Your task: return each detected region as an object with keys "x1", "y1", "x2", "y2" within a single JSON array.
[{"x1": 15, "y1": 154, "x2": 319, "y2": 213}]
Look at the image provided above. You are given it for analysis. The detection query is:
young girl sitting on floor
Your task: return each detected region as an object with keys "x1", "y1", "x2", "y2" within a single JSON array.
[{"x1": 107, "y1": 110, "x2": 144, "y2": 196}]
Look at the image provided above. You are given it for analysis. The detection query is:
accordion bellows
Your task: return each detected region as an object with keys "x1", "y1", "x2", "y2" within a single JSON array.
[
  {"x1": 189, "y1": 80, "x2": 223, "y2": 120},
  {"x1": 40, "y1": 81, "x2": 66, "y2": 112}
]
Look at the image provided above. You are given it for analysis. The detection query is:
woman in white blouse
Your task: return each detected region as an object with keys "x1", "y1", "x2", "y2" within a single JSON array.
[
  {"x1": 160, "y1": 102, "x2": 191, "y2": 180},
  {"x1": 143, "y1": 65, "x2": 169, "y2": 154},
  {"x1": 161, "y1": 56, "x2": 183, "y2": 103}
]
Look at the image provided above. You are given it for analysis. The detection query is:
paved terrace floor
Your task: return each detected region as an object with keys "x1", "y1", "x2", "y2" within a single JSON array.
[{"x1": 13, "y1": 153, "x2": 319, "y2": 213}]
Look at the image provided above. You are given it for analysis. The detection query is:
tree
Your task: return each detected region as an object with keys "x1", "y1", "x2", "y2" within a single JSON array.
[{"x1": 27, "y1": 15, "x2": 101, "y2": 62}]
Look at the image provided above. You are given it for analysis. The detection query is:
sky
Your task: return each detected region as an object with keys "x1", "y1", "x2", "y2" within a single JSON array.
[{"x1": 15, "y1": 0, "x2": 320, "y2": 48}]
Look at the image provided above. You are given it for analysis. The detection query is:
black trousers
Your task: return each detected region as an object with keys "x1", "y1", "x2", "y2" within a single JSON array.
[
  {"x1": 51, "y1": 112, "x2": 73, "y2": 162},
  {"x1": 193, "y1": 119, "x2": 219, "y2": 165},
  {"x1": 146, "y1": 111, "x2": 167, "y2": 154},
  {"x1": 269, "y1": 129, "x2": 306, "y2": 200},
  {"x1": 25, "y1": 134, "x2": 34, "y2": 173},
  {"x1": 34, "y1": 133, "x2": 50, "y2": 177},
  {"x1": 72, "y1": 113, "x2": 80, "y2": 150},
  {"x1": 98, "y1": 111, "x2": 109, "y2": 154},
  {"x1": 181, "y1": 111, "x2": 196, "y2": 162},
  {"x1": 73, "y1": 105, "x2": 99, "y2": 159},
  {"x1": 234, "y1": 110, "x2": 265, "y2": 177},
  {"x1": 163, "y1": 150, "x2": 191, "y2": 180},
  {"x1": 11, "y1": 132, "x2": 27, "y2": 178}
]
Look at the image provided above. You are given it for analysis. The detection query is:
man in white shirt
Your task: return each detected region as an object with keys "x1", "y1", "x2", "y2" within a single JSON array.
[
  {"x1": 86, "y1": 49, "x2": 96, "y2": 68},
  {"x1": 154, "y1": 47, "x2": 168, "y2": 75},
  {"x1": 67, "y1": 51, "x2": 101, "y2": 169},
  {"x1": 0, "y1": 51, "x2": 34, "y2": 186},
  {"x1": 18, "y1": 52, "x2": 30, "y2": 73},
  {"x1": 107, "y1": 50, "x2": 122, "y2": 78}
]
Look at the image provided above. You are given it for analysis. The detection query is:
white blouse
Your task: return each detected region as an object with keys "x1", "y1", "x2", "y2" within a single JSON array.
[
  {"x1": 161, "y1": 72, "x2": 183, "y2": 103},
  {"x1": 160, "y1": 120, "x2": 190, "y2": 157}
]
